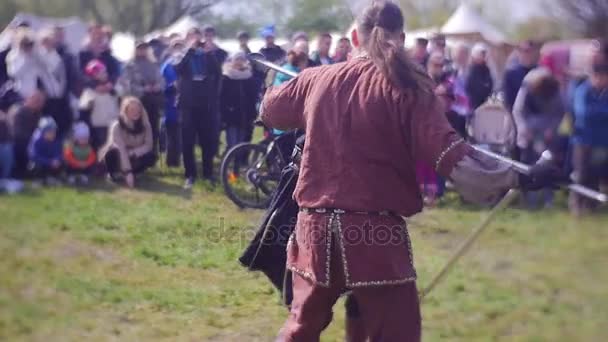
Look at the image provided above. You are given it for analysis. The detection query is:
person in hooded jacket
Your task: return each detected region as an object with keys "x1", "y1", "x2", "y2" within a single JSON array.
[
  {"x1": 220, "y1": 52, "x2": 258, "y2": 153},
  {"x1": 28, "y1": 116, "x2": 63, "y2": 185}
]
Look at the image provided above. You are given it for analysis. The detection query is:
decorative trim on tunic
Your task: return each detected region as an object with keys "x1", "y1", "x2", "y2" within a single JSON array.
[
  {"x1": 287, "y1": 210, "x2": 418, "y2": 288},
  {"x1": 435, "y1": 138, "x2": 465, "y2": 172},
  {"x1": 335, "y1": 212, "x2": 417, "y2": 288}
]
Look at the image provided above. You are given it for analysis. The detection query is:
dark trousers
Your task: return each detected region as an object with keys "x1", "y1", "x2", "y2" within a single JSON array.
[
  {"x1": 44, "y1": 97, "x2": 73, "y2": 139},
  {"x1": 141, "y1": 93, "x2": 163, "y2": 155},
  {"x1": 31, "y1": 163, "x2": 63, "y2": 179},
  {"x1": 92, "y1": 127, "x2": 109, "y2": 151},
  {"x1": 225, "y1": 125, "x2": 246, "y2": 152},
  {"x1": 165, "y1": 120, "x2": 181, "y2": 167},
  {"x1": 104, "y1": 148, "x2": 157, "y2": 176},
  {"x1": 12, "y1": 138, "x2": 29, "y2": 179},
  {"x1": 66, "y1": 166, "x2": 93, "y2": 176},
  {"x1": 0, "y1": 143, "x2": 14, "y2": 179},
  {"x1": 181, "y1": 107, "x2": 220, "y2": 180},
  {"x1": 571, "y1": 144, "x2": 608, "y2": 211},
  {"x1": 277, "y1": 235, "x2": 421, "y2": 342}
]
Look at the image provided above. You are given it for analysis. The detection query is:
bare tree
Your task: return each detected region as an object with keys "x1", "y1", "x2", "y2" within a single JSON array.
[
  {"x1": 551, "y1": 0, "x2": 608, "y2": 38},
  {"x1": 82, "y1": 0, "x2": 222, "y2": 34},
  {"x1": 398, "y1": 0, "x2": 458, "y2": 29}
]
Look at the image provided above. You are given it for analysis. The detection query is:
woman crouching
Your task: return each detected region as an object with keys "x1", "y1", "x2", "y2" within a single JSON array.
[{"x1": 99, "y1": 97, "x2": 156, "y2": 188}]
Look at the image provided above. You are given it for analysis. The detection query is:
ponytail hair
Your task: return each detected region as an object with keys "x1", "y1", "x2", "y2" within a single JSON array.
[{"x1": 358, "y1": 0, "x2": 433, "y2": 93}]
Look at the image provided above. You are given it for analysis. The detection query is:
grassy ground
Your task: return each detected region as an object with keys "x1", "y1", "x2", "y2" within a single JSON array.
[{"x1": 0, "y1": 169, "x2": 607, "y2": 341}]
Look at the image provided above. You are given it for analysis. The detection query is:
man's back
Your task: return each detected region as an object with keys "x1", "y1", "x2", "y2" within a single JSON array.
[{"x1": 263, "y1": 58, "x2": 467, "y2": 215}]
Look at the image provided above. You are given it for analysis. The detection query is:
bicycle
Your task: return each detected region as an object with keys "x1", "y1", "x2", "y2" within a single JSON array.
[{"x1": 221, "y1": 128, "x2": 298, "y2": 209}]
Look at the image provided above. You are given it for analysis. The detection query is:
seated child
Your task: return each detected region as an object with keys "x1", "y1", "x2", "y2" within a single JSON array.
[
  {"x1": 28, "y1": 117, "x2": 63, "y2": 186},
  {"x1": 64, "y1": 121, "x2": 96, "y2": 185}
]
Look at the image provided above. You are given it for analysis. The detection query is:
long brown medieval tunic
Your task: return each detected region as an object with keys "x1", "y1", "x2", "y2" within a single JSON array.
[{"x1": 261, "y1": 57, "x2": 508, "y2": 289}]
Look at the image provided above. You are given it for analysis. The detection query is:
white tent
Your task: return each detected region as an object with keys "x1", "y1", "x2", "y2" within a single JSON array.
[
  {"x1": 0, "y1": 13, "x2": 88, "y2": 54},
  {"x1": 441, "y1": 3, "x2": 507, "y2": 45}
]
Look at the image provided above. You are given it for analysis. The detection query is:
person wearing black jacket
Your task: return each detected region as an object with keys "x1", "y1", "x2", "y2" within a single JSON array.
[
  {"x1": 220, "y1": 52, "x2": 258, "y2": 153},
  {"x1": 466, "y1": 43, "x2": 494, "y2": 110},
  {"x1": 174, "y1": 33, "x2": 223, "y2": 189},
  {"x1": 79, "y1": 24, "x2": 120, "y2": 85},
  {"x1": 54, "y1": 26, "x2": 79, "y2": 97}
]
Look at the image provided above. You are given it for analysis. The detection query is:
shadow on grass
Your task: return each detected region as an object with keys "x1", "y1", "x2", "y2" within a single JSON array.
[{"x1": 134, "y1": 175, "x2": 193, "y2": 200}]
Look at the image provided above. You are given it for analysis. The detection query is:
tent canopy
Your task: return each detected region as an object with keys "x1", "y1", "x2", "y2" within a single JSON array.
[
  {"x1": 441, "y1": 3, "x2": 507, "y2": 45},
  {"x1": 0, "y1": 13, "x2": 88, "y2": 54}
]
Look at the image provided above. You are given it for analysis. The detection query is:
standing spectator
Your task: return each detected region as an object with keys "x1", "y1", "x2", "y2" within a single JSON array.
[
  {"x1": 570, "y1": 53, "x2": 608, "y2": 215},
  {"x1": 37, "y1": 29, "x2": 71, "y2": 139},
  {"x1": 119, "y1": 40, "x2": 164, "y2": 156},
  {"x1": 64, "y1": 121, "x2": 96, "y2": 185},
  {"x1": 161, "y1": 39, "x2": 184, "y2": 168},
  {"x1": 513, "y1": 68, "x2": 565, "y2": 152},
  {"x1": 333, "y1": 37, "x2": 352, "y2": 63},
  {"x1": 6, "y1": 29, "x2": 45, "y2": 100},
  {"x1": 449, "y1": 43, "x2": 471, "y2": 126},
  {"x1": 99, "y1": 97, "x2": 155, "y2": 188},
  {"x1": 503, "y1": 41, "x2": 538, "y2": 112},
  {"x1": 10, "y1": 90, "x2": 46, "y2": 178},
  {"x1": 0, "y1": 21, "x2": 31, "y2": 86},
  {"x1": 293, "y1": 37, "x2": 318, "y2": 68},
  {"x1": 148, "y1": 38, "x2": 168, "y2": 62},
  {"x1": 274, "y1": 50, "x2": 308, "y2": 87},
  {"x1": 79, "y1": 23, "x2": 120, "y2": 84},
  {"x1": 203, "y1": 26, "x2": 228, "y2": 65},
  {"x1": 79, "y1": 60, "x2": 120, "y2": 150},
  {"x1": 429, "y1": 34, "x2": 448, "y2": 56},
  {"x1": 28, "y1": 117, "x2": 63, "y2": 186},
  {"x1": 220, "y1": 52, "x2": 258, "y2": 153},
  {"x1": 411, "y1": 38, "x2": 429, "y2": 67},
  {"x1": 427, "y1": 52, "x2": 447, "y2": 84},
  {"x1": 237, "y1": 31, "x2": 252, "y2": 54},
  {"x1": 310, "y1": 33, "x2": 334, "y2": 66},
  {"x1": 437, "y1": 81, "x2": 467, "y2": 138},
  {"x1": 451, "y1": 43, "x2": 470, "y2": 78},
  {"x1": 174, "y1": 30, "x2": 223, "y2": 189},
  {"x1": 259, "y1": 25, "x2": 286, "y2": 63},
  {"x1": 0, "y1": 110, "x2": 22, "y2": 194},
  {"x1": 513, "y1": 67, "x2": 565, "y2": 208},
  {"x1": 466, "y1": 43, "x2": 494, "y2": 110},
  {"x1": 53, "y1": 26, "x2": 79, "y2": 98}
]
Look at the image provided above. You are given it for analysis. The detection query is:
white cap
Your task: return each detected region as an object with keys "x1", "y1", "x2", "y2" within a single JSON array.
[
  {"x1": 471, "y1": 43, "x2": 488, "y2": 58},
  {"x1": 73, "y1": 121, "x2": 90, "y2": 141}
]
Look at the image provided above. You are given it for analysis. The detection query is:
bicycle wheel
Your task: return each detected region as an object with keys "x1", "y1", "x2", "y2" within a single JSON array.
[{"x1": 221, "y1": 143, "x2": 282, "y2": 209}]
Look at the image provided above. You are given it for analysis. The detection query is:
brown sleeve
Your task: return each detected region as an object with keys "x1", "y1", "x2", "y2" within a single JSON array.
[
  {"x1": 406, "y1": 91, "x2": 472, "y2": 178},
  {"x1": 260, "y1": 71, "x2": 310, "y2": 131}
]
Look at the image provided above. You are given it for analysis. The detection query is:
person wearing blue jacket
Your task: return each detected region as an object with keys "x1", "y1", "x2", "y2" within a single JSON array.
[
  {"x1": 28, "y1": 117, "x2": 63, "y2": 185},
  {"x1": 570, "y1": 57, "x2": 608, "y2": 214},
  {"x1": 161, "y1": 40, "x2": 184, "y2": 168}
]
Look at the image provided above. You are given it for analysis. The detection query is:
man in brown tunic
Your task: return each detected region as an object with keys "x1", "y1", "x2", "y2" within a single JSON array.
[{"x1": 261, "y1": 1, "x2": 560, "y2": 341}]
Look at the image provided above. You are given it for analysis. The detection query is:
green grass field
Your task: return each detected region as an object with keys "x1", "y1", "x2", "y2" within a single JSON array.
[{"x1": 1, "y1": 170, "x2": 607, "y2": 342}]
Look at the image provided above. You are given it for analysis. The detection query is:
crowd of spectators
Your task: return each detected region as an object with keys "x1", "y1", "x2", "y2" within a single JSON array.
[
  {"x1": 0, "y1": 21, "x2": 352, "y2": 193},
  {"x1": 0, "y1": 19, "x2": 605, "y2": 216},
  {"x1": 411, "y1": 34, "x2": 608, "y2": 214}
]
